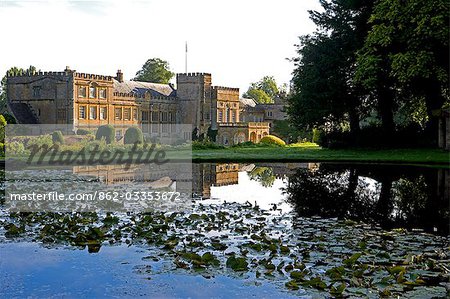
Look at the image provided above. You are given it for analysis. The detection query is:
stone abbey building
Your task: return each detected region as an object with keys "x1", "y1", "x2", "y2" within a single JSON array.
[{"x1": 6, "y1": 67, "x2": 286, "y2": 145}]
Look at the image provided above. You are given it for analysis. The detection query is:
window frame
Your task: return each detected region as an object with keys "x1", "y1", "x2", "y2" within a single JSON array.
[
  {"x1": 89, "y1": 86, "x2": 96, "y2": 99},
  {"x1": 89, "y1": 106, "x2": 97, "y2": 120},
  {"x1": 99, "y1": 88, "x2": 107, "y2": 99},
  {"x1": 123, "y1": 108, "x2": 131, "y2": 120},
  {"x1": 78, "y1": 86, "x2": 87, "y2": 98},
  {"x1": 79, "y1": 105, "x2": 86, "y2": 119},
  {"x1": 99, "y1": 107, "x2": 107, "y2": 120},
  {"x1": 115, "y1": 107, "x2": 122, "y2": 120}
]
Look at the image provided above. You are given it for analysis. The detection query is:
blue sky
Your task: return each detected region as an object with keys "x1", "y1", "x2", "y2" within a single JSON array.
[{"x1": 0, "y1": 0, "x2": 320, "y2": 93}]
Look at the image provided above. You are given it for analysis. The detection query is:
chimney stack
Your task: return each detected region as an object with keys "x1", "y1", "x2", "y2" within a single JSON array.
[{"x1": 116, "y1": 69, "x2": 124, "y2": 82}]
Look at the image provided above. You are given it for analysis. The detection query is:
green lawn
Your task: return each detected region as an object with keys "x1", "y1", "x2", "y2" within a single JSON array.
[
  {"x1": 192, "y1": 143, "x2": 450, "y2": 167},
  {"x1": 2, "y1": 142, "x2": 448, "y2": 167}
]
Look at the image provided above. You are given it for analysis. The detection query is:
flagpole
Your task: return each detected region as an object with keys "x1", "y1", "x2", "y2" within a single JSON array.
[{"x1": 185, "y1": 41, "x2": 188, "y2": 73}]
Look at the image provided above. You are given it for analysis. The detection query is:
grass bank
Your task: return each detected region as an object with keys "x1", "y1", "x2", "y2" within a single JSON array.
[{"x1": 192, "y1": 143, "x2": 450, "y2": 167}]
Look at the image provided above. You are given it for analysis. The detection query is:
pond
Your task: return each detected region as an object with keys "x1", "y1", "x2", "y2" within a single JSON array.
[{"x1": 0, "y1": 162, "x2": 449, "y2": 298}]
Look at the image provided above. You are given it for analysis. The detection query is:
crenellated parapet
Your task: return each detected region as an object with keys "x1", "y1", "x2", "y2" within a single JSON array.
[
  {"x1": 113, "y1": 91, "x2": 145, "y2": 99},
  {"x1": 211, "y1": 86, "x2": 239, "y2": 92},
  {"x1": 176, "y1": 72, "x2": 212, "y2": 77},
  {"x1": 74, "y1": 72, "x2": 113, "y2": 81},
  {"x1": 113, "y1": 91, "x2": 178, "y2": 102},
  {"x1": 6, "y1": 70, "x2": 71, "y2": 78}
]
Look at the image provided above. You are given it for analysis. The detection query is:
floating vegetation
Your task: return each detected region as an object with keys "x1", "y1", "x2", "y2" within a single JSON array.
[{"x1": 1, "y1": 201, "x2": 449, "y2": 298}]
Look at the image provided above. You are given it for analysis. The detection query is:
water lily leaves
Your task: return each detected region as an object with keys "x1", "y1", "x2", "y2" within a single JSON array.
[
  {"x1": 4, "y1": 223, "x2": 24, "y2": 237},
  {"x1": 326, "y1": 266, "x2": 345, "y2": 281},
  {"x1": 280, "y1": 245, "x2": 290, "y2": 254},
  {"x1": 284, "y1": 264, "x2": 294, "y2": 272},
  {"x1": 343, "y1": 252, "x2": 363, "y2": 267},
  {"x1": 301, "y1": 276, "x2": 327, "y2": 290},
  {"x1": 388, "y1": 265, "x2": 406, "y2": 275},
  {"x1": 2, "y1": 196, "x2": 449, "y2": 298},
  {"x1": 174, "y1": 258, "x2": 189, "y2": 269},
  {"x1": 329, "y1": 282, "x2": 346, "y2": 296},
  {"x1": 276, "y1": 261, "x2": 285, "y2": 272},
  {"x1": 226, "y1": 256, "x2": 248, "y2": 271},
  {"x1": 210, "y1": 241, "x2": 228, "y2": 251},
  {"x1": 202, "y1": 252, "x2": 220, "y2": 266},
  {"x1": 163, "y1": 237, "x2": 179, "y2": 250},
  {"x1": 290, "y1": 270, "x2": 306, "y2": 281},
  {"x1": 285, "y1": 279, "x2": 300, "y2": 290},
  {"x1": 379, "y1": 288, "x2": 392, "y2": 297},
  {"x1": 103, "y1": 214, "x2": 119, "y2": 226}
]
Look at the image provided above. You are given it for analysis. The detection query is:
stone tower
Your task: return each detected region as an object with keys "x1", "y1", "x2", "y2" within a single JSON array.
[{"x1": 176, "y1": 73, "x2": 212, "y2": 137}]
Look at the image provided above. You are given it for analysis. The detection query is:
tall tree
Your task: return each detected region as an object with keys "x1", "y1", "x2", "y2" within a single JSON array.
[
  {"x1": 243, "y1": 76, "x2": 280, "y2": 104},
  {"x1": 288, "y1": 0, "x2": 374, "y2": 136},
  {"x1": 355, "y1": 0, "x2": 449, "y2": 139},
  {"x1": 133, "y1": 58, "x2": 174, "y2": 84}
]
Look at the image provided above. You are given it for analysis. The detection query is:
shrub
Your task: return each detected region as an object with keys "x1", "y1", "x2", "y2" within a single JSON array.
[
  {"x1": 260, "y1": 135, "x2": 286, "y2": 146},
  {"x1": 76, "y1": 128, "x2": 91, "y2": 135},
  {"x1": 0, "y1": 114, "x2": 6, "y2": 143},
  {"x1": 5, "y1": 141, "x2": 26, "y2": 155},
  {"x1": 27, "y1": 135, "x2": 53, "y2": 148},
  {"x1": 52, "y1": 131, "x2": 65, "y2": 144},
  {"x1": 0, "y1": 142, "x2": 4, "y2": 156},
  {"x1": 207, "y1": 127, "x2": 218, "y2": 142},
  {"x1": 85, "y1": 139, "x2": 107, "y2": 152},
  {"x1": 124, "y1": 126, "x2": 143, "y2": 145},
  {"x1": 312, "y1": 128, "x2": 325, "y2": 145},
  {"x1": 95, "y1": 125, "x2": 115, "y2": 144}
]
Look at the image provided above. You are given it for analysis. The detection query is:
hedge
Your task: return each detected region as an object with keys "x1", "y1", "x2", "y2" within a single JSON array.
[
  {"x1": 95, "y1": 125, "x2": 115, "y2": 144},
  {"x1": 260, "y1": 135, "x2": 286, "y2": 146},
  {"x1": 124, "y1": 126, "x2": 143, "y2": 145}
]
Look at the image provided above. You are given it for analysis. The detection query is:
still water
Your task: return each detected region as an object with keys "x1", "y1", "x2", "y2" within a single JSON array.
[{"x1": 1, "y1": 163, "x2": 449, "y2": 298}]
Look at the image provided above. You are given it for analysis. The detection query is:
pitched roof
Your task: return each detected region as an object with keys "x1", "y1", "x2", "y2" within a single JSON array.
[
  {"x1": 239, "y1": 97, "x2": 257, "y2": 107},
  {"x1": 113, "y1": 79, "x2": 176, "y2": 97}
]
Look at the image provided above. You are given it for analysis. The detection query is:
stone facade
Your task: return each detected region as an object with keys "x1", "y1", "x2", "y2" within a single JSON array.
[
  {"x1": 239, "y1": 96, "x2": 287, "y2": 132},
  {"x1": 6, "y1": 67, "x2": 280, "y2": 145}
]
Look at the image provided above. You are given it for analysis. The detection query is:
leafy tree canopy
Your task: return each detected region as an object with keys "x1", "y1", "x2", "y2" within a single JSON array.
[
  {"x1": 288, "y1": 0, "x2": 374, "y2": 133},
  {"x1": 355, "y1": 0, "x2": 449, "y2": 115},
  {"x1": 243, "y1": 76, "x2": 280, "y2": 104},
  {"x1": 133, "y1": 58, "x2": 174, "y2": 84}
]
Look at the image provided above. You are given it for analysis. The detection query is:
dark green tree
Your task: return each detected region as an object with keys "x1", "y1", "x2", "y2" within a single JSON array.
[
  {"x1": 288, "y1": 0, "x2": 374, "y2": 137},
  {"x1": 133, "y1": 58, "x2": 174, "y2": 84},
  {"x1": 355, "y1": 0, "x2": 449, "y2": 141}
]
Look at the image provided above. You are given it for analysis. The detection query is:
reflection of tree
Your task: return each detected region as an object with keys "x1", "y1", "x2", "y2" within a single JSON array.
[
  {"x1": 284, "y1": 165, "x2": 449, "y2": 235},
  {"x1": 393, "y1": 175, "x2": 448, "y2": 234},
  {"x1": 284, "y1": 167, "x2": 377, "y2": 220},
  {"x1": 249, "y1": 167, "x2": 276, "y2": 187}
]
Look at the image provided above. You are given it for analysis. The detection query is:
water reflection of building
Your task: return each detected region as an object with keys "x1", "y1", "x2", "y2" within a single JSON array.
[
  {"x1": 73, "y1": 162, "x2": 318, "y2": 199},
  {"x1": 73, "y1": 163, "x2": 192, "y2": 193},
  {"x1": 192, "y1": 162, "x2": 314, "y2": 198},
  {"x1": 192, "y1": 163, "x2": 240, "y2": 198}
]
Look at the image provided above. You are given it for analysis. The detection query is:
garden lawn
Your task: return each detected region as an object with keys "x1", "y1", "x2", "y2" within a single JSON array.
[{"x1": 192, "y1": 143, "x2": 450, "y2": 166}]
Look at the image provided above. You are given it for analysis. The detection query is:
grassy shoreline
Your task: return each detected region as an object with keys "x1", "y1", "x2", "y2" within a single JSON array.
[
  {"x1": 1, "y1": 144, "x2": 448, "y2": 167},
  {"x1": 191, "y1": 145, "x2": 450, "y2": 167}
]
